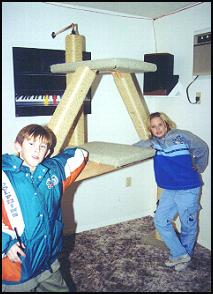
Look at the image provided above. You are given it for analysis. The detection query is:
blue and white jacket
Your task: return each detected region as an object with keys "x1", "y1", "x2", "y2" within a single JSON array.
[
  {"x1": 134, "y1": 129, "x2": 209, "y2": 190},
  {"x1": 2, "y1": 147, "x2": 88, "y2": 285}
]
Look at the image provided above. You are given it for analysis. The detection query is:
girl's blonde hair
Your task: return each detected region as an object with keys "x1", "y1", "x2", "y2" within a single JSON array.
[{"x1": 147, "y1": 112, "x2": 176, "y2": 138}]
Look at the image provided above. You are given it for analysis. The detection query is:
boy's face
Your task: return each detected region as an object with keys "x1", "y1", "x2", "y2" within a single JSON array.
[
  {"x1": 15, "y1": 135, "x2": 50, "y2": 172},
  {"x1": 150, "y1": 117, "x2": 168, "y2": 138}
]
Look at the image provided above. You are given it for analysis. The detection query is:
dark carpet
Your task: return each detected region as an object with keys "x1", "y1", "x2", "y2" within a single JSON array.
[{"x1": 59, "y1": 216, "x2": 211, "y2": 292}]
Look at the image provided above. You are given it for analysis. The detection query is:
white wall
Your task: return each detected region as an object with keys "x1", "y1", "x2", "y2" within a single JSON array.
[{"x1": 2, "y1": 2, "x2": 211, "y2": 249}]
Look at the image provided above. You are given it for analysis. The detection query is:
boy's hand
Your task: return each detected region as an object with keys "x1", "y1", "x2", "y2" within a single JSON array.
[{"x1": 6, "y1": 242, "x2": 26, "y2": 263}]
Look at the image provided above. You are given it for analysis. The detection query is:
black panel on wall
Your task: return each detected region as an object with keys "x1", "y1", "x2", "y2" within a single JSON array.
[
  {"x1": 13, "y1": 47, "x2": 91, "y2": 116},
  {"x1": 143, "y1": 53, "x2": 179, "y2": 95}
]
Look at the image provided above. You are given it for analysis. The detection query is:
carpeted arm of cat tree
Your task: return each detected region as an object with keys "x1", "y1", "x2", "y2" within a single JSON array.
[
  {"x1": 50, "y1": 58, "x2": 157, "y2": 74},
  {"x1": 75, "y1": 141, "x2": 155, "y2": 181}
]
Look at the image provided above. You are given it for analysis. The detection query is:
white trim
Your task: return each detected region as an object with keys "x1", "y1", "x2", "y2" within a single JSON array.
[
  {"x1": 43, "y1": 2, "x2": 152, "y2": 20},
  {"x1": 2, "y1": 171, "x2": 25, "y2": 237}
]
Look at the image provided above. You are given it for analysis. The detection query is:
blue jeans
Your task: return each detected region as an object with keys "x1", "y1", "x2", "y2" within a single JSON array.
[{"x1": 154, "y1": 187, "x2": 201, "y2": 258}]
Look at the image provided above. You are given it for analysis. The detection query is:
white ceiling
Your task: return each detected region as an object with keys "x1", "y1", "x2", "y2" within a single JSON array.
[{"x1": 51, "y1": 2, "x2": 203, "y2": 19}]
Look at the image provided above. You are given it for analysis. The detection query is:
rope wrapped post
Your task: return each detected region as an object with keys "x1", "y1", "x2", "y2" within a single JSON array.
[
  {"x1": 65, "y1": 33, "x2": 86, "y2": 84},
  {"x1": 48, "y1": 66, "x2": 96, "y2": 155},
  {"x1": 65, "y1": 33, "x2": 87, "y2": 146},
  {"x1": 113, "y1": 72, "x2": 150, "y2": 139}
]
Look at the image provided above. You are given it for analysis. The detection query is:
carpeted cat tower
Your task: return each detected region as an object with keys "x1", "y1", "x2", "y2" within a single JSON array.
[
  {"x1": 48, "y1": 23, "x2": 161, "y2": 239},
  {"x1": 48, "y1": 23, "x2": 156, "y2": 180}
]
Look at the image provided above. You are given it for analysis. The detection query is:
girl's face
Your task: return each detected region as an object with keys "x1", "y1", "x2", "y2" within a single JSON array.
[
  {"x1": 15, "y1": 135, "x2": 50, "y2": 172},
  {"x1": 150, "y1": 117, "x2": 168, "y2": 138}
]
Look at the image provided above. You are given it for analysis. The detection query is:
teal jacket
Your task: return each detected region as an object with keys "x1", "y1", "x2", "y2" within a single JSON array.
[{"x1": 2, "y1": 147, "x2": 88, "y2": 285}]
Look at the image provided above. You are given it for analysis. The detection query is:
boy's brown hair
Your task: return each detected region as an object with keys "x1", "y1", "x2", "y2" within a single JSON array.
[{"x1": 15, "y1": 124, "x2": 57, "y2": 156}]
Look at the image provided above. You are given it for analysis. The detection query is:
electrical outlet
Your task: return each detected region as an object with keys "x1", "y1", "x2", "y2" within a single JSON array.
[
  {"x1": 195, "y1": 92, "x2": 201, "y2": 104},
  {"x1": 126, "y1": 177, "x2": 132, "y2": 187}
]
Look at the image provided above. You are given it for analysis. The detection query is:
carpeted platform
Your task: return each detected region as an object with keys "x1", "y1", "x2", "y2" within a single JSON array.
[{"x1": 59, "y1": 216, "x2": 211, "y2": 292}]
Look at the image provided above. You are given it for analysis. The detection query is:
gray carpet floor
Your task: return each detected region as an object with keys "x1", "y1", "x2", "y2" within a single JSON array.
[{"x1": 59, "y1": 216, "x2": 211, "y2": 292}]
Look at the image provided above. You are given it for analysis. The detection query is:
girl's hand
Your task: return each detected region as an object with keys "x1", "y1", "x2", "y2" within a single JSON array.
[{"x1": 6, "y1": 242, "x2": 26, "y2": 263}]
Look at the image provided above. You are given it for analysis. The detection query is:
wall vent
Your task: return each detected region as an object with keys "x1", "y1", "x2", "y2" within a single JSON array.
[{"x1": 193, "y1": 32, "x2": 211, "y2": 75}]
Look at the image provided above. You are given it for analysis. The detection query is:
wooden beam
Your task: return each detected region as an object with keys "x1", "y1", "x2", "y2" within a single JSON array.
[{"x1": 75, "y1": 161, "x2": 116, "y2": 181}]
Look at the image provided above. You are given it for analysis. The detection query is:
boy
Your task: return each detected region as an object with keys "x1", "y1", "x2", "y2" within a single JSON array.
[{"x1": 2, "y1": 124, "x2": 88, "y2": 292}]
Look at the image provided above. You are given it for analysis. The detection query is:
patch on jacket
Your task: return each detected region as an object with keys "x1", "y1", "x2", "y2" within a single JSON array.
[
  {"x1": 172, "y1": 135, "x2": 184, "y2": 145},
  {"x1": 46, "y1": 175, "x2": 59, "y2": 189}
]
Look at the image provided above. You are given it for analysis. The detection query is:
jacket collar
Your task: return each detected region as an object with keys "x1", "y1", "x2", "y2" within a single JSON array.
[{"x1": 2, "y1": 154, "x2": 49, "y2": 175}]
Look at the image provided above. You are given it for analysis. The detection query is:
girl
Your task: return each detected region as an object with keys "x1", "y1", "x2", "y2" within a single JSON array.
[{"x1": 134, "y1": 112, "x2": 209, "y2": 271}]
